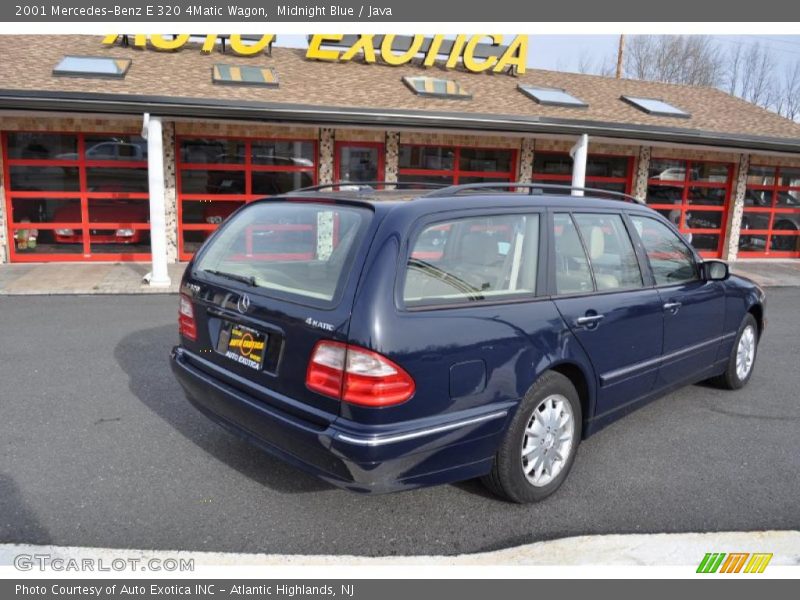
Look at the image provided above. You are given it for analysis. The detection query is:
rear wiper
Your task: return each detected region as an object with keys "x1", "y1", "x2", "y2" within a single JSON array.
[{"x1": 201, "y1": 269, "x2": 256, "y2": 287}]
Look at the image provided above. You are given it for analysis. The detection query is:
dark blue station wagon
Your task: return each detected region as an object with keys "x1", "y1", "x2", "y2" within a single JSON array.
[{"x1": 170, "y1": 183, "x2": 766, "y2": 502}]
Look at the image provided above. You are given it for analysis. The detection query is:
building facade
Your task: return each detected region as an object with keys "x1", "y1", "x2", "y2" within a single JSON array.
[{"x1": 1, "y1": 35, "x2": 800, "y2": 273}]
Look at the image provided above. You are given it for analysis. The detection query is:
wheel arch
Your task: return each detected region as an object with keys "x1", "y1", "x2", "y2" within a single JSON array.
[{"x1": 546, "y1": 361, "x2": 594, "y2": 432}]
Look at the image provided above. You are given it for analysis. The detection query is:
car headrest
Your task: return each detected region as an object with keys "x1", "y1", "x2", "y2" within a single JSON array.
[
  {"x1": 589, "y1": 226, "x2": 605, "y2": 259},
  {"x1": 461, "y1": 232, "x2": 499, "y2": 266}
]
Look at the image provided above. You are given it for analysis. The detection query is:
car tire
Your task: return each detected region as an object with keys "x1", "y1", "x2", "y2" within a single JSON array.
[
  {"x1": 709, "y1": 313, "x2": 759, "y2": 390},
  {"x1": 482, "y1": 371, "x2": 582, "y2": 503}
]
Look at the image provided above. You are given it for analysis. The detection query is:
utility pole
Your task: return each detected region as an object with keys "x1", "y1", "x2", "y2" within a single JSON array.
[{"x1": 616, "y1": 34, "x2": 625, "y2": 79}]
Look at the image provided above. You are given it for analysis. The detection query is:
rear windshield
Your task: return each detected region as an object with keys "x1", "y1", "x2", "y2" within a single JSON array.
[{"x1": 195, "y1": 201, "x2": 370, "y2": 305}]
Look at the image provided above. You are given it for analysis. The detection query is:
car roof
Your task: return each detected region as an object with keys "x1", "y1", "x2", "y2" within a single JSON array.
[{"x1": 276, "y1": 188, "x2": 654, "y2": 216}]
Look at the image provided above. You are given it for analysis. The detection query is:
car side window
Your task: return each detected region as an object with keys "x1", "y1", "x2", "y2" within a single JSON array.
[
  {"x1": 630, "y1": 215, "x2": 699, "y2": 285},
  {"x1": 403, "y1": 213, "x2": 539, "y2": 307},
  {"x1": 553, "y1": 214, "x2": 593, "y2": 294},
  {"x1": 573, "y1": 213, "x2": 644, "y2": 291}
]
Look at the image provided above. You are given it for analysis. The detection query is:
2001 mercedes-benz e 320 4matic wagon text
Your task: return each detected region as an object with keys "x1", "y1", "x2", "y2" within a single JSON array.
[{"x1": 170, "y1": 182, "x2": 765, "y2": 502}]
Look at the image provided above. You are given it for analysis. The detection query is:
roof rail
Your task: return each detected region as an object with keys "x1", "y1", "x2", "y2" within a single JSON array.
[
  {"x1": 424, "y1": 182, "x2": 645, "y2": 205},
  {"x1": 292, "y1": 181, "x2": 449, "y2": 193}
]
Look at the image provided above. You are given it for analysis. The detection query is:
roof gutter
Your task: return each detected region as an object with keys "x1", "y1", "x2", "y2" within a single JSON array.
[{"x1": 1, "y1": 89, "x2": 799, "y2": 155}]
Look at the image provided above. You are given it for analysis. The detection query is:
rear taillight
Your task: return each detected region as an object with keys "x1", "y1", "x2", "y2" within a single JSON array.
[
  {"x1": 306, "y1": 341, "x2": 415, "y2": 407},
  {"x1": 178, "y1": 294, "x2": 197, "y2": 341}
]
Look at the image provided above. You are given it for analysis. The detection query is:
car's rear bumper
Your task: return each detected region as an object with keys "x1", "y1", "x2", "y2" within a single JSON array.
[{"x1": 170, "y1": 346, "x2": 512, "y2": 493}]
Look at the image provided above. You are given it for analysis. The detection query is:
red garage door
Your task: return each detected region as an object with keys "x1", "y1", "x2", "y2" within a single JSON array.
[{"x1": 3, "y1": 131, "x2": 150, "y2": 262}]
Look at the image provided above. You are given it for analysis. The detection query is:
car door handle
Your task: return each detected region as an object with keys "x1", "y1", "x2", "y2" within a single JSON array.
[
  {"x1": 663, "y1": 301, "x2": 682, "y2": 313},
  {"x1": 575, "y1": 314, "x2": 605, "y2": 328}
]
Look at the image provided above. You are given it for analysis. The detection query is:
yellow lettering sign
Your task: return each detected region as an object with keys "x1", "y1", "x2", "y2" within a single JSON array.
[
  {"x1": 149, "y1": 34, "x2": 191, "y2": 51},
  {"x1": 229, "y1": 34, "x2": 275, "y2": 56},
  {"x1": 306, "y1": 34, "x2": 344, "y2": 61},
  {"x1": 380, "y1": 34, "x2": 425, "y2": 66},
  {"x1": 494, "y1": 35, "x2": 527, "y2": 74},
  {"x1": 463, "y1": 34, "x2": 502, "y2": 72}
]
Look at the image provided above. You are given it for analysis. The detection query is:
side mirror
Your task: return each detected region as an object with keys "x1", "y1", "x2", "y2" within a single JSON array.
[{"x1": 703, "y1": 259, "x2": 729, "y2": 281}]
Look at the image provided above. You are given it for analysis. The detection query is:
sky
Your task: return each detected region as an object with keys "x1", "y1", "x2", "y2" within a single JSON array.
[{"x1": 274, "y1": 34, "x2": 800, "y2": 76}]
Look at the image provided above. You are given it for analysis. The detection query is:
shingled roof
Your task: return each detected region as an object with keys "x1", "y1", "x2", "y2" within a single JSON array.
[{"x1": 1, "y1": 35, "x2": 799, "y2": 152}]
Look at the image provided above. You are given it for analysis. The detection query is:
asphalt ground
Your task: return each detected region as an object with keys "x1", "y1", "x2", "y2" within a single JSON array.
[{"x1": 1, "y1": 290, "x2": 798, "y2": 556}]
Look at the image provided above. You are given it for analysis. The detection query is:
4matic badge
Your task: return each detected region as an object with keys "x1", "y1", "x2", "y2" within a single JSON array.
[{"x1": 305, "y1": 317, "x2": 335, "y2": 332}]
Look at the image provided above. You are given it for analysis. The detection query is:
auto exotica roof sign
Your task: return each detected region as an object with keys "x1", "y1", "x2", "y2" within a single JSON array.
[{"x1": 102, "y1": 34, "x2": 528, "y2": 75}]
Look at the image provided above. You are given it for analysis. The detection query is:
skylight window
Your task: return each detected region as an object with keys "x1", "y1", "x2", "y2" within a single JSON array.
[
  {"x1": 621, "y1": 96, "x2": 690, "y2": 118},
  {"x1": 53, "y1": 56, "x2": 131, "y2": 78},
  {"x1": 212, "y1": 64, "x2": 279, "y2": 87},
  {"x1": 518, "y1": 85, "x2": 588, "y2": 108},
  {"x1": 402, "y1": 76, "x2": 471, "y2": 100}
]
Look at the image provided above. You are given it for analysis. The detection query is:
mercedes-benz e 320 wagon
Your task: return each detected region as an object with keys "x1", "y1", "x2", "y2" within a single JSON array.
[{"x1": 171, "y1": 183, "x2": 765, "y2": 502}]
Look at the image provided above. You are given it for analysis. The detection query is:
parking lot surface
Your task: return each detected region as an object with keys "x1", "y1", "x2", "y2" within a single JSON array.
[{"x1": 1, "y1": 290, "x2": 798, "y2": 556}]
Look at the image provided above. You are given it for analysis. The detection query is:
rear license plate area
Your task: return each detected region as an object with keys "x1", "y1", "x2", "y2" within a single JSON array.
[{"x1": 218, "y1": 323, "x2": 268, "y2": 371}]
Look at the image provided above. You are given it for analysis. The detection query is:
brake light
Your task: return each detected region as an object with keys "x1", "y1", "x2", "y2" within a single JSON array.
[
  {"x1": 306, "y1": 341, "x2": 415, "y2": 407},
  {"x1": 178, "y1": 294, "x2": 197, "y2": 341}
]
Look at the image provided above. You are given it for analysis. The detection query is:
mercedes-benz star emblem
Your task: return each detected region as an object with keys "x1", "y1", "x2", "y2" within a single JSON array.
[{"x1": 236, "y1": 294, "x2": 251, "y2": 314}]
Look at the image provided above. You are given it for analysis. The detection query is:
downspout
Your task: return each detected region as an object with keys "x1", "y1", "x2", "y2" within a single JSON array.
[
  {"x1": 142, "y1": 113, "x2": 171, "y2": 287},
  {"x1": 570, "y1": 134, "x2": 589, "y2": 196}
]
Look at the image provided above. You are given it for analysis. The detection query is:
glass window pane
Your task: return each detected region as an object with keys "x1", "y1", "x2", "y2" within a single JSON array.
[
  {"x1": 182, "y1": 230, "x2": 208, "y2": 256},
  {"x1": 251, "y1": 171, "x2": 314, "y2": 195},
  {"x1": 181, "y1": 169, "x2": 246, "y2": 195},
  {"x1": 649, "y1": 159, "x2": 686, "y2": 181},
  {"x1": 10, "y1": 226, "x2": 84, "y2": 255},
  {"x1": 88, "y1": 198, "x2": 149, "y2": 224},
  {"x1": 398, "y1": 174, "x2": 454, "y2": 187},
  {"x1": 84, "y1": 135, "x2": 147, "y2": 161},
  {"x1": 459, "y1": 148, "x2": 513, "y2": 173},
  {"x1": 338, "y1": 145, "x2": 380, "y2": 182},
  {"x1": 403, "y1": 76, "x2": 471, "y2": 99},
  {"x1": 779, "y1": 167, "x2": 800, "y2": 188},
  {"x1": 458, "y1": 176, "x2": 511, "y2": 186},
  {"x1": 11, "y1": 197, "x2": 81, "y2": 224},
  {"x1": 9, "y1": 165, "x2": 80, "y2": 191},
  {"x1": 182, "y1": 200, "x2": 243, "y2": 225},
  {"x1": 180, "y1": 139, "x2": 245, "y2": 164},
  {"x1": 689, "y1": 234, "x2": 720, "y2": 252},
  {"x1": 687, "y1": 187, "x2": 727, "y2": 206},
  {"x1": 646, "y1": 183, "x2": 683, "y2": 205},
  {"x1": 745, "y1": 189, "x2": 773, "y2": 207},
  {"x1": 746, "y1": 165, "x2": 776, "y2": 186},
  {"x1": 770, "y1": 234, "x2": 800, "y2": 253},
  {"x1": 54, "y1": 56, "x2": 131, "y2": 78},
  {"x1": 86, "y1": 167, "x2": 149, "y2": 193},
  {"x1": 533, "y1": 153, "x2": 572, "y2": 175},
  {"x1": 519, "y1": 85, "x2": 587, "y2": 107},
  {"x1": 399, "y1": 145, "x2": 455, "y2": 170},
  {"x1": 90, "y1": 233, "x2": 150, "y2": 255},
  {"x1": 532, "y1": 178, "x2": 571, "y2": 194},
  {"x1": 630, "y1": 215, "x2": 699, "y2": 285},
  {"x1": 776, "y1": 189, "x2": 800, "y2": 207},
  {"x1": 404, "y1": 214, "x2": 538, "y2": 307},
  {"x1": 196, "y1": 203, "x2": 371, "y2": 305},
  {"x1": 5, "y1": 133, "x2": 77, "y2": 159},
  {"x1": 690, "y1": 163, "x2": 729, "y2": 183},
  {"x1": 622, "y1": 96, "x2": 689, "y2": 117},
  {"x1": 684, "y1": 210, "x2": 723, "y2": 230},
  {"x1": 553, "y1": 213, "x2": 593, "y2": 294},
  {"x1": 573, "y1": 213, "x2": 643, "y2": 290},
  {"x1": 251, "y1": 141, "x2": 315, "y2": 166},
  {"x1": 586, "y1": 156, "x2": 629, "y2": 178},
  {"x1": 741, "y1": 212, "x2": 772, "y2": 231},
  {"x1": 738, "y1": 234, "x2": 768, "y2": 252}
]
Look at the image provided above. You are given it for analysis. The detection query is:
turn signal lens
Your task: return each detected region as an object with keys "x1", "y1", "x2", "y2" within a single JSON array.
[
  {"x1": 306, "y1": 341, "x2": 415, "y2": 407},
  {"x1": 178, "y1": 294, "x2": 197, "y2": 341}
]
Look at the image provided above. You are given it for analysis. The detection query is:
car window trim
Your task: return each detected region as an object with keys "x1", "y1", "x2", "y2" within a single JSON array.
[
  {"x1": 625, "y1": 212, "x2": 703, "y2": 289},
  {"x1": 396, "y1": 207, "x2": 546, "y2": 312}
]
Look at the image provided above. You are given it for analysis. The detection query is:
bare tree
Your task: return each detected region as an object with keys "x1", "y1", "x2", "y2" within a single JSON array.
[
  {"x1": 778, "y1": 61, "x2": 800, "y2": 120},
  {"x1": 623, "y1": 35, "x2": 724, "y2": 87}
]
